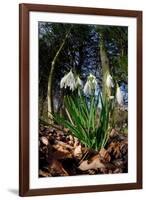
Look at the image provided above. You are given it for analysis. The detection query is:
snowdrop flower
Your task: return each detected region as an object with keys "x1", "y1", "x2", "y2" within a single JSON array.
[
  {"x1": 83, "y1": 81, "x2": 92, "y2": 96},
  {"x1": 75, "y1": 76, "x2": 83, "y2": 88},
  {"x1": 116, "y1": 84, "x2": 124, "y2": 106},
  {"x1": 106, "y1": 73, "x2": 114, "y2": 88},
  {"x1": 83, "y1": 74, "x2": 97, "y2": 95},
  {"x1": 60, "y1": 70, "x2": 76, "y2": 91}
]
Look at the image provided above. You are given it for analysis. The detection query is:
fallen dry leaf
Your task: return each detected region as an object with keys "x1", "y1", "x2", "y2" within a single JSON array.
[
  {"x1": 78, "y1": 155, "x2": 105, "y2": 171},
  {"x1": 39, "y1": 169, "x2": 50, "y2": 177},
  {"x1": 40, "y1": 136, "x2": 49, "y2": 146},
  {"x1": 99, "y1": 148, "x2": 111, "y2": 162},
  {"x1": 112, "y1": 159, "x2": 124, "y2": 168},
  {"x1": 49, "y1": 159, "x2": 69, "y2": 176},
  {"x1": 52, "y1": 140, "x2": 74, "y2": 159},
  {"x1": 108, "y1": 142, "x2": 122, "y2": 158},
  {"x1": 73, "y1": 145, "x2": 82, "y2": 158}
]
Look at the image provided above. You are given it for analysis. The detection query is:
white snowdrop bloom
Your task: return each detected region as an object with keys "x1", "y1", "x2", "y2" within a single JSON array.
[
  {"x1": 88, "y1": 74, "x2": 97, "y2": 89},
  {"x1": 83, "y1": 81, "x2": 92, "y2": 95},
  {"x1": 106, "y1": 73, "x2": 114, "y2": 88},
  {"x1": 76, "y1": 76, "x2": 83, "y2": 88},
  {"x1": 116, "y1": 85, "x2": 124, "y2": 106},
  {"x1": 60, "y1": 70, "x2": 76, "y2": 91},
  {"x1": 88, "y1": 73, "x2": 96, "y2": 81},
  {"x1": 83, "y1": 74, "x2": 97, "y2": 95}
]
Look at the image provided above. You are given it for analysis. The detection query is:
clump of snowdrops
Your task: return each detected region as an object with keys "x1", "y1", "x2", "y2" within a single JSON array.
[{"x1": 52, "y1": 70, "x2": 124, "y2": 151}]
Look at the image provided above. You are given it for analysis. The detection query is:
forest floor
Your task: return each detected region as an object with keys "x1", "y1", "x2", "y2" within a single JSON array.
[{"x1": 39, "y1": 123, "x2": 128, "y2": 177}]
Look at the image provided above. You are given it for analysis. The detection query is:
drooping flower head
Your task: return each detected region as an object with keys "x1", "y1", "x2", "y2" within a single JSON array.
[
  {"x1": 75, "y1": 76, "x2": 83, "y2": 88},
  {"x1": 60, "y1": 70, "x2": 76, "y2": 91},
  {"x1": 116, "y1": 84, "x2": 124, "y2": 106},
  {"x1": 83, "y1": 73, "x2": 97, "y2": 96},
  {"x1": 106, "y1": 73, "x2": 114, "y2": 88}
]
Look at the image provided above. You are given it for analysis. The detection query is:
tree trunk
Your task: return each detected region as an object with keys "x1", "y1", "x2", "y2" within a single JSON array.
[
  {"x1": 47, "y1": 26, "x2": 72, "y2": 121},
  {"x1": 99, "y1": 36, "x2": 110, "y2": 98}
]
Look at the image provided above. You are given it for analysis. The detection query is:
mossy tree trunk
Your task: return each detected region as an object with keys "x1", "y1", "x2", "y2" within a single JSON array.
[
  {"x1": 99, "y1": 34, "x2": 110, "y2": 98},
  {"x1": 99, "y1": 33, "x2": 115, "y2": 128}
]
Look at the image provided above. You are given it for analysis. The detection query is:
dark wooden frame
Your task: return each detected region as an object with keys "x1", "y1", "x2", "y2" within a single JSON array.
[{"x1": 19, "y1": 3, "x2": 143, "y2": 197}]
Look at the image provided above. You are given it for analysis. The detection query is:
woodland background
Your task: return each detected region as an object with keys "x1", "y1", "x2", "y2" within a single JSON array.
[{"x1": 39, "y1": 22, "x2": 128, "y2": 122}]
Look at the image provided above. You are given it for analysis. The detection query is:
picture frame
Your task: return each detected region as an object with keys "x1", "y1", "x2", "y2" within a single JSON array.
[{"x1": 19, "y1": 3, "x2": 143, "y2": 197}]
